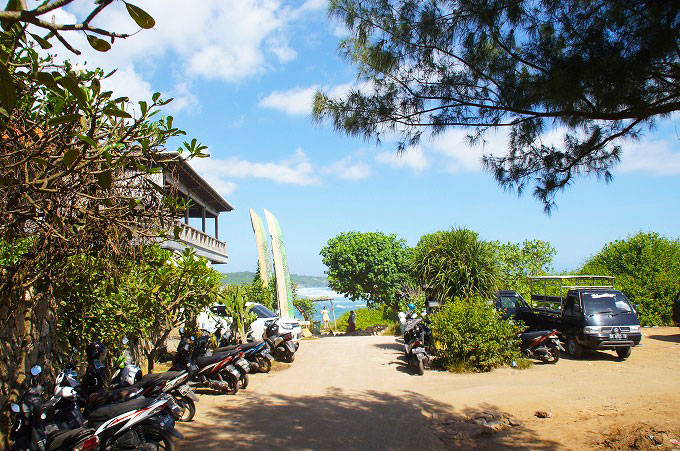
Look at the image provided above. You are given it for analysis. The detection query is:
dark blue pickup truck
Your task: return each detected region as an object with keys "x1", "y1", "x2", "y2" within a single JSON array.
[{"x1": 495, "y1": 276, "x2": 642, "y2": 360}]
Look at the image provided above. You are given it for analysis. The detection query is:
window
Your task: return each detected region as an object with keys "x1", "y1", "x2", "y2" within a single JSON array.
[{"x1": 499, "y1": 295, "x2": 518, "y2": 309}]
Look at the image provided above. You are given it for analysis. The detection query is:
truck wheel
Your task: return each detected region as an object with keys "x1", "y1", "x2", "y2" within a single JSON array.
[
  {"x1": 616, "y1": 347, "x2": 632, "y2": 359},
  {"x1": 567, "y1": 336, "x2": 582, "y2": 358}
]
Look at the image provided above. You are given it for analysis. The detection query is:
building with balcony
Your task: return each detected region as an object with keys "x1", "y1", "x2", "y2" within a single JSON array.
[{"x1": 160, "y1": 153, "x2": 233, "y2": 264}]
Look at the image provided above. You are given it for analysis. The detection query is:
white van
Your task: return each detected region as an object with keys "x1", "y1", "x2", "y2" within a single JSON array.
[{"x1": 246, "y1": 302, "x2": 302, "y2": 341}]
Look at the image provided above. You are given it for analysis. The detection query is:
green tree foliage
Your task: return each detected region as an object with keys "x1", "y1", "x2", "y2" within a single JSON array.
[
  {"x1": 335, "y1": 306, "x2": 397, "y2": 332},
  {"x1": 320, "y1": 231, "x2": 411, "y2": 309},
  {"x1": 411, "y1": 228, "x2": 498, "y2": 303},
  {"x1": 430, "y1": 296, "x2": 522, "y2": 372},
  {"x1": 221, "y1": 285, "x2": 257, "y2": 344},
  {"x1": 493, "y1": 240, "x2": 556, "y2": 301},
  {"x1": 293, "y1": 297, "x2": 315, "y2": 323},
  {"x1": 55, "y1": 246, "x2": 222, "y2": 372},
  {"x1": 581, "y1": 232, "x2": 680, "y2": 326},
  {"x1": 314, "y1": 0, "x2": 680, "y2": 210}
]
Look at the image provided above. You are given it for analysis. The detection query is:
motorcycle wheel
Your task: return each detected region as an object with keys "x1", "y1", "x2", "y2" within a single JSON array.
[
  {"x1": 177, "y1": 396, "x2": 196, "y2": 422},
  {"x1": 283, "y1": 350, "x2": 295, "y2": 363},
  {"x1": 416, "y1": 358, "x2": 425, "y2": 376},
  {"x1": 139, "y1": 424, "x2": 174, "y2": 451},
  {"x1": 548, "y1": 344, "x2": 560, "y2": 364},
  {"x1": 239, "y1": 372, "x2": 249, "y2": 389},
  {"x1": 256, "y1": 356, "x2": 272, "y2": 373}
]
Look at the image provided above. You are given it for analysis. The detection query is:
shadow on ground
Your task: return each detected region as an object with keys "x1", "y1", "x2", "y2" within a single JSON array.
[
  {"x1": 179, "y1": 390, "x2": 560, "y2": 450},
  {"x1": 559, "y1": 349, "x2": 622, "y2": 362},
  {"x1": 646, "y1": 333, "x2": 680, "y2": 343}
]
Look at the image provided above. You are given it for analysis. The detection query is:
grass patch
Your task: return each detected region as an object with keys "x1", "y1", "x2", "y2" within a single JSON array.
[{"x1": 512, "y1": 358, "x2": 533, "y2": 370}]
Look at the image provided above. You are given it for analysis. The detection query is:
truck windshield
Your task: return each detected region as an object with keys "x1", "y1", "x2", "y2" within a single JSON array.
[{"x1": 581, "y1": 291, "x2": 633, "y2": 315}]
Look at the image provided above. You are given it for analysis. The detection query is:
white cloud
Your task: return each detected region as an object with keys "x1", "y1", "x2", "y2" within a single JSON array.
[
  {"x1": 375, "y1": 146, "x2": 429, "y2": 173},
  {"x1": 322, "y1": 157, "x2": 371, "y2": 181},
  {"x1": 32, "y1": 0, "x2": 322, "y2": 105},
  {"x1": 190, "y1": 149, "x2": 321, "y2": 186},
  {"x1": 259, "y1": 86, "x2": 317, "y2": 115},
  {"x1": 618, "y1": 138, "x2": 680, "y2": 175},
  {"x1": 259, "y1": 81, "x2": 370, "y2": 116}
]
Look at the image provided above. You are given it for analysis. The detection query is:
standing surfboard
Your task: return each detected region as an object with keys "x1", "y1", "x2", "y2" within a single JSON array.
[
  {"x1": 249, "y1": 208, "x2": 272, "y2": 287},
  {"x1": 263, "y1": 209, "x2": 294, "y2": 318}
]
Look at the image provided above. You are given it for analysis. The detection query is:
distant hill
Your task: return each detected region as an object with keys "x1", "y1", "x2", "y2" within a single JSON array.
[{"x1": 222, "y1": 271, "x2": 327, "y2": 288}]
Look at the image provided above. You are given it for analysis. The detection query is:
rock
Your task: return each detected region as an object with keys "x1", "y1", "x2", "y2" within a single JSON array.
[
  {"x1": 534, "y1": 410, "x2": 552, "y2": 418},
  {"x1": 508, "y1": 418, "x2": 523, "y2": 427}
]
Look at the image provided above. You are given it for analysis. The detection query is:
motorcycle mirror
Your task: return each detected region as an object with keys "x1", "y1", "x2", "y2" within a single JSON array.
[
  {"x1": 179, "y1": 327, "x2": 185, "y2": 334},
  {"x1": 10, "y1": 403, "x2": 20, "y2": 413},
  {"x1": 30, "y1": 365, "x2": 42, "y2": 376},
  {"x1": 190, "y1": 336, "x2": 195, "y2": 341},
  {"x1": 122, "y1": 337, "x2": 129, "y2": 345},
  {"x1": 72, "y1": 346, "x2": 78, "y2": 353}
]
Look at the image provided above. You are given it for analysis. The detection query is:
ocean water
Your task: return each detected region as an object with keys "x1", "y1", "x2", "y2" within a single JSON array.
[{"x1": 296, "y1": 287, "x2": 366, "y2": 322}]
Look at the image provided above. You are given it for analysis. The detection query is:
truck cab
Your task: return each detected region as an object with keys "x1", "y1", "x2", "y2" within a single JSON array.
[{"x1": 529, "y1": 276, "x2": 642, "y2": 360}]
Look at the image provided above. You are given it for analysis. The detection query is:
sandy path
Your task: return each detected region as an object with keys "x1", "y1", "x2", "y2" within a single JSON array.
[{"x1": 177, "y1": 328, "x2": 680, "y2": 450}]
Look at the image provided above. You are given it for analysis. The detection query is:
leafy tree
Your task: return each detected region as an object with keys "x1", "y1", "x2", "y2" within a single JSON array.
[
  {"x1": 0, "y1": 2, "x2": 206, "y2": 439},
  {"x1": 55, "y1": 246, "x2": 222, "y2": 372},
  {"x1": 430, "y1": 296, "x2": 522, "y2": 372},
  {"x1": 313, "y1": 0, "x2": 680, "y2": 210},
  {"x1": 411, "y1": 228, "x2": 499, "y2": 302},
  {"x1": 581, "y1": 232, "x2": 680, "y2": 326},
  {"x1": 293, "y1": 297, "x2": 315, "y2": 324},
  {"x1": 492, "y1": 239, "x2": 556, "y2": 301},
  {"x1": 320, "y1": 231, "x2": 411, "y2": 310}
]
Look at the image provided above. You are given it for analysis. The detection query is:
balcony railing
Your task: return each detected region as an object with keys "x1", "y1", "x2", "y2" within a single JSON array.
[{"x1": 164, "y1": 222, "x2": 227, "y2": 263}]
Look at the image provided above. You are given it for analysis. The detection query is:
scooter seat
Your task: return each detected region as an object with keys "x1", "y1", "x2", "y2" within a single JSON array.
[
  {"x1": 89, "y1": 397, "x2": 153, "y2": 427},
  {"x1": 519, "y1": 330, "x2": 554, "y2": 343},
  {"x1": 213, "y1": 344, "x2": 240, "y2": 353},
  {"x1": 88, "y1": 386, "x2": 142, "y2": 410},
  {"x1": 138, "y1": 371, "x2": 184, "y2": 384},
  {"x1": 195, "y1": 353, "x2": 230, "y2": 367},
  {"x1": 239, "y1": 341, "x2": 264, "y2": 352},
  {"x1": 46, "y1": 427, "x2": 95, "y2": 449}
]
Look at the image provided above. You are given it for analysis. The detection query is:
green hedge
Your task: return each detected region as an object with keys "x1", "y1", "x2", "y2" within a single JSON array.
[
  {"x1": 430, "y1": 296, "x2": 522, "y2": 372},
  {"x1": 336, "y1": 306, "x2": 398, "y2": 331}
]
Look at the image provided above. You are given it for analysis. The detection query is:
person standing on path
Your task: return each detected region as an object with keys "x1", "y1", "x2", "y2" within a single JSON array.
[{"x1": 322, "y1": 306, "x2": 330, "y2": 330}]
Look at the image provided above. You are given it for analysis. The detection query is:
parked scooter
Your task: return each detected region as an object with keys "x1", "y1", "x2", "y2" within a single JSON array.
[
  {"x1": 193, "y1": 333, "x2": 251, "y2": 389},
  {"x1": 108, "y1": 338, "x2": 198, "y2": 421},
  {"x1": 519, "y1": 329, "x2": 563, "y2": 363},
  {"x1": 213, "y1": 339, "x2": 274, "y2": 374},
  {"x1": 262, "y1": 319, "x2": 297, "y2": 363},
  {"x1": 403, "y1": 313, "x2": 433, "y2": 376},
  {"x1": 9, "y1": 364, "x2": 184, "y2": 451},
  {"x1": 171, "y1": 333, "x2": 242, "y2": 395}
]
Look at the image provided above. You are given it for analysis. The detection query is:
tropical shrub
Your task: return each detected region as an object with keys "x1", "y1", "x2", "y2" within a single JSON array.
[
  {"x1": 430, "y1": 296, "x2": 522, "y2": 372},
  {"x1": 581, "y1": 232, "x2": 680, "y2": 326},
  {"x1": 293, "y1": 297, "x2": 316, "y2": 323},
  {"x1": 411, "y1": 228, "x2": 499, "y2": 303},
  {"x1": 221, "y1": 285, "x2": 257, "y2": 343},
  {"x1": 336, "y1": 306, "x2": 398, "y2": 332},
  {"x1": 321, "y1": 231, "x2": 411, "y2": 310}
]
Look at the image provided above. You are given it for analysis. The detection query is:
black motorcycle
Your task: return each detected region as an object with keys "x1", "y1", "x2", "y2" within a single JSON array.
[
  {"x1": 171, "y1": 334, "x2": 242, "y2": 394},
  {"x1": 519, "y1": 329, "x2": 563, "y2": 363},
  {"x1": 262, "y1": 319, "x2": 297, "y2": 363},
  {"x1": 403, "y1": 317, "x2": 433, "y2": 375}
]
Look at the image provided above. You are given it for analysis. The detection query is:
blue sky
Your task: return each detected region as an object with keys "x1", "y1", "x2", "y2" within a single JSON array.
[{"x1": 51, "y1": 1, "x2": 680, "y2": 276}]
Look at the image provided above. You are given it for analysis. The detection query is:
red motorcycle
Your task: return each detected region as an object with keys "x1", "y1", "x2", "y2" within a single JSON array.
[{"x1": 519, "y1": 330, "x2": 563, "y2": 363}]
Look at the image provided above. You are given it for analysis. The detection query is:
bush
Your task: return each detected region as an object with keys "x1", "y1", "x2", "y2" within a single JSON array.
[
  {"x1": 336, "y1": 306, "x2": 398, "y2": 331},
  {"x1": 430, "y1": 296, "x2": 522, "y2": 372},
  {"x1": 411, "y1": 228, "x2": 499, "y2": 303},
  {"x1": 581, "y1": 232, "x2": 680, "y2": 326}
]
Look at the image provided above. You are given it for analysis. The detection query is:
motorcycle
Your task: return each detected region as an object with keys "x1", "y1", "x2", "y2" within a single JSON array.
[
  {"x1": 171, "y1": 334, "x2": 242, "y2": 395},
  {"x1": 262, "y1": 319, "x2": 297, "y2": 363},
  {"x1": 10, "y1": 365, "x2": 184, "y2": 451},
  {"x1": 109, "y1": 339, "x2": 199, "y2": 422},
  {"x1": 403, "y1": 315, "x2": 433, "y2": 375},
  {"x1": 194, "y1": 333, "x2": 250, "y2": 389},
  {"x1": 213, "y1": 339, "x2": 274, "y2": 374},
  {"x1": 519, "y1": 329, "x2": 563, "y2": 363}
]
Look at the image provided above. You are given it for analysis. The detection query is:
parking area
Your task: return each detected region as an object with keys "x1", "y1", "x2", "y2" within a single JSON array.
[{"x1": 178, "y1": 327, "x2": 680, "y2": 450}]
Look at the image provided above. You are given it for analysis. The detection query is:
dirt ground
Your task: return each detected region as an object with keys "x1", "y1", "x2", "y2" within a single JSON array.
[{"x1": 176, "y1": 327, "x2": 680, "y2": 450}]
